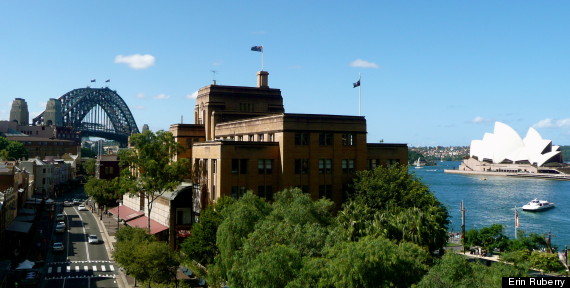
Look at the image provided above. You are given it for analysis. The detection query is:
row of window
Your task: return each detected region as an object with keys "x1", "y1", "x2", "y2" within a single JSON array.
[
  {"x1": 295, "y1": 132, "x2": 356, "y2": 146},
  {"x1": 231, "y1": 184, "x2": 333, "y2": 201},
  {"x1": 202, "y1": 158, "x2": 398, "y2": 175},
  {"x1": 218, "y1": 133, "x2": 276, "y2": 142}
]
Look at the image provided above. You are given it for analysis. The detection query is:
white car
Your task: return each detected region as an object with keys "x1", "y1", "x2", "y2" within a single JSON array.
[
  {"x1": 53, "y1": 242, "x2": 64, "y2": 252},
  {"x1": 78, "y1": 204, "x2": 88, "y2": 211},
  {"x1": 88, "y1": 234, "x2": 99, "y2": 244},
  {"x1": 55, "y1": 222, "x2": 66, "y2": 233}
]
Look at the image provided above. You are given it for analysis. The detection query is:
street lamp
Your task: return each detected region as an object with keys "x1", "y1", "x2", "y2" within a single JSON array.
[{"x1": 117, "y1": 199, "x2": 123, "y2": 230}]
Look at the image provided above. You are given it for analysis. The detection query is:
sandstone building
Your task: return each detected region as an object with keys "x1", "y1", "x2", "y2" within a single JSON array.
[{"x1": 172, "y1": 71, "x2": 408, "y2": 210}]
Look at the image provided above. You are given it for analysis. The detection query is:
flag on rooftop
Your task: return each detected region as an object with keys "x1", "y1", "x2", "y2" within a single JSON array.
[
  {"x1": 353, "y1": 79, "x2": 360, "y2": 88},
  {"x1": 251, "y1": 46, "x2": 263, "y2": 52},
  {"x1": 91, "y1": 79, "x2": 96, "y2": 83},
  {"x1": 105, "y1": 79, "x2": 110, "y2": 83}
]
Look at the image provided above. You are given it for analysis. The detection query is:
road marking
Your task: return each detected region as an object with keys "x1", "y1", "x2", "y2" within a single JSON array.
[
  {"x1": 110, "y1": 265, "x2": 115, "y2": 271},
  {"x1": 101, "y1": 265, "x2": 106, "y2": 271},
  {"x1": 67, "y1": 266, "x2": 70, "y2": 272},
  {"x1": 47, "y1": 267, "x2": 52, "y2": 273},
  {"x1": 93, "y1": 265, "x2": 97, "y2": 271},
  {"x1": 84, "y1": 265, "x2": 88, "y2": 271},
  {"x1": 75, "y1": 266, "x2": 80, "y2": 272}
]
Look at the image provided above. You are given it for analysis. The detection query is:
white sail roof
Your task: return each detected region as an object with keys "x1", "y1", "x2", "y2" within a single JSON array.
[{"x1": 469, "y1": 122, "x2": 560, "y2": 167}]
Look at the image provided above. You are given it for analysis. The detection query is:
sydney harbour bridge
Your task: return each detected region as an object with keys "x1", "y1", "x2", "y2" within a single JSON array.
[{"x1": 32, "y1": 87, "x2": 140, "y2": 146}]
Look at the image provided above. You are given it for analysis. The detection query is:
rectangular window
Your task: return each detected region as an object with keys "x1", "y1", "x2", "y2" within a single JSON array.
[
  {"x1": 248, "y1": 135, "x2": 254, "y2": 141},
  {"x1": 258, "y1": 134, "x2": 264, "y2": 142},
  {"x1": 212, "y1": 159, "x2": 217, "y2": 174},
  {"x1": 319, "y1": 132, "x2": 333, "y2": 146},
  {"x1": 295, "y1": 159, "x2": 309, "y2": 174},
  {"x1": 342, "y1": 159, "x2": 355, "y2": 174},
  {"x1": 319, "y1": 159, "x2": 332, "y2": 174},
  {"x1": 258, "y1": 159, "x2": 273, "y2": 174},
  {"x1": 232, "y1": 159, "x2": 248, "y2": 174},
  {"x1": 269, "y1": 133, "x2": 274, "y2": 141},
  {"x1": 319, "y1": 185, "x2": 333, "y2": 199},
  {"x1": 368, "y1": 159, "x2": 379, "y2": 170},
  {"x1": 231, "y1": 186, "x2": 247, "y2": 199},
  {"x1": 238, "y1": 135, "x2": 243, "y2": 141},
  {"x1": 342, "y1": 133, "x2": 356, "y2": 146},
  {"x1": 258, "y1": 185, "x2": 273, "y2": 201},
  {"x1": 294, "y1": 132, "x2": 310, "y2": 145}
]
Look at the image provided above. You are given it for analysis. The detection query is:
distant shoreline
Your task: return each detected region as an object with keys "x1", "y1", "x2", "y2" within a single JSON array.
[{"x1": 444, "y1": 169, "x2": 570, "y2": 181}]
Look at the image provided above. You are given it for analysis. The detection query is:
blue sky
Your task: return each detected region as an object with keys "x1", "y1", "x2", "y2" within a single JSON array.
[{"x1": 1, "y1": 1, "x2": 570, "y2": 147}]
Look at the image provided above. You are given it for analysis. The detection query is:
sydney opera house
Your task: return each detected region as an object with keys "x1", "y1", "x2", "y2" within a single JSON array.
[{"x1": 452, "y1": 122, "x2": 569, "y2": 176}]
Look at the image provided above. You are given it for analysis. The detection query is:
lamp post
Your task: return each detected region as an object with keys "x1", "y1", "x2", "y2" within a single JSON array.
[{"x1": 117, "y1": 199, "x2": 123, "y2": 230}]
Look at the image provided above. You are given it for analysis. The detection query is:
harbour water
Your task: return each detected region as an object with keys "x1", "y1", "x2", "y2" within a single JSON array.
[{"x1": 412, "y1": 161, "x2": 570, "y2": 248}]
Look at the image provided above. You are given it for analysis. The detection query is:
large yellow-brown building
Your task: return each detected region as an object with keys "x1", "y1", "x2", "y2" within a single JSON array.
[{"x1": 171, "y1": 71, "x2": 407, "y2": 209}]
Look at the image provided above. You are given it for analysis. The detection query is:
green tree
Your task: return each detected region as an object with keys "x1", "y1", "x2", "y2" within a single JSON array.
[
  {"x1": 81, "y1": 147, "x2": 97, "y2": 158},
  {"x1": 0, "y1": 137, "x2": 28, "y2": 160},
  {"x1": 211, "y1": 192, "x2": 271, "y2": 285},
  {"x1": 113, "y1": 226, "x2": 180, "y2": 288},
  {"x1": 464, "y1": 224, "x2": 510, "y2": 252},
  {"x1": 417, "y1": 252, "x2": 526, "y2": 288},
  {"x1": 119, "y1": 129, "x2": 191, "y2": 232},
  {"x1": 84, "y1": 177, "x2": 122, "y2": 212},
  {"x1": 180, "y1": 196, "x2": 234, "y2": 266},
  {"x1": 528, "y1": 250, "x2": 565, "y2": 273},
  {"x1": 82, "y1": 158, "x2": 96, "y2": 176},
  {"x1": 322, "y1": 237, "x2": 431, "y2": 288},
  {"x1": 348, "y1": 164, "x2": 449, "y2": 252}
]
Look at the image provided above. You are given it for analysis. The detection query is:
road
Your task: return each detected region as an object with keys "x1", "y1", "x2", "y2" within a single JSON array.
[{"x1": 41, "y1": 189, "x2": 120, "y2": 288}]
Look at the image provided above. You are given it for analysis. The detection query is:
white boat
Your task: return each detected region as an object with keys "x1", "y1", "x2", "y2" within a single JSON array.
[
  {"x1": 522, "y1": 199, "x2": 555, "y2": 211},
  {"x1": 414, "y1": 157, "x2": 423, "y2": 168}
]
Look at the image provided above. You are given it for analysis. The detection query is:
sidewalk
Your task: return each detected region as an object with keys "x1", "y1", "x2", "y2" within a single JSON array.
[{"x1": 94, "y1": 209, "x2": 134, "y2": 287}]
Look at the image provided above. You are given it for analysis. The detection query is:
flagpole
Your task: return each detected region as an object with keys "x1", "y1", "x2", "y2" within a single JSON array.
[
  {"x1": 358, "y1": 73, "x2": 362, "y2": 116},
  {"x1": 261, "y1": 50, "x2": 264, "y2": 71},
  {"x1": 514, "y1": 206, "x2": 518, "y2": 239}
]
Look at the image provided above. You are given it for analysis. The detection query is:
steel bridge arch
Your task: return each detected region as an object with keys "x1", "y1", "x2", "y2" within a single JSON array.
[{"x1": 32, "y1": 87, "x2": 140, "y2": 145}]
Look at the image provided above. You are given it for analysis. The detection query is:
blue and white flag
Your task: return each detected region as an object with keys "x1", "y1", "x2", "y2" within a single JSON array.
[{"x1": 251, "y1": 46, "x2": 263, "y2": 52}]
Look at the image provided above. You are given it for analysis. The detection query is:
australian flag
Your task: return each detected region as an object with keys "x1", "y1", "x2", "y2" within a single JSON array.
[
  {"x1": 251, "y1": 46, "x2": 263, "y2": 52},
  {"x1": 353, "y1": 79, "x2": 360, "y2": 88}
]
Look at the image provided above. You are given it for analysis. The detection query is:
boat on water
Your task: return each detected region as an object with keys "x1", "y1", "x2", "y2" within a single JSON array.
[
  {"x1": 522, "y1": 199, "x2": 555, "y2": 211},
  {"x1": 414, "y1": 157, "x2": 423, "y2": 169}
]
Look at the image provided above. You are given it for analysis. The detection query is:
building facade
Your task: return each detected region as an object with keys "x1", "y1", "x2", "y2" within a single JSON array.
[{"x1": 174, "y1": 71, "x2": 408, "y2": 210}]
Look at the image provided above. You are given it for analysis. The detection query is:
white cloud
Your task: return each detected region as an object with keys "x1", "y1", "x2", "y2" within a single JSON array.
[
  {"x1": 532, "y1": 118, "x2": 570, "y2": 129},
  {"x1": 471, "y1": 116, "x2": 492, "y2": 124},
  {"x1": 349, "y1": 59, "x2": 379, "y2": 68},
  {"x1": 186, "y1": 91, "x2": 198, "y2": 99},
  {"x1": 154, "y1": 94, "x2": 170, "y2": 100},
  {"x1": 133, "y1": 105, "x2": 145, "y2": 110},
  {"x1": 136, "y1": 93, "x2": 145, "y2": 99},
  {"x1": 114, "y1": 54, "x2": 156, "y2": 69}
]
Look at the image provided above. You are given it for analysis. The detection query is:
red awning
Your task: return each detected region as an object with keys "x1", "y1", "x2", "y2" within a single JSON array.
[
  {"x1": 108, "y1": 206, "x2": 144, "y2": 221},
  {"x1": 126, "y1": 216, "x2": 169, "y2": 234}
]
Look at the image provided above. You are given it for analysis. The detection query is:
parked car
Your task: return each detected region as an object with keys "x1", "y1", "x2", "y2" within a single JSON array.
[
  {"x1": 78, "y1": 204, "x2": 88, "y2": 211},
  {"x1": 53, "y1": 242, "x2": 64, "y2": 252},
  {"x1": 73, "y1": 199, "x2": 80, "y2": 205},
  {"x1": 88, "y1": 235, "x2": 99, "y2": 244},
  {"x1": 55, "y1": 222, "x2": 65, "y2": 233},
  {"x1": 56, "y1": 213, "x2": 65, "y2": 222},
  {"x1": 63, "y1": 201, "x2": 72, "y2": 207}
]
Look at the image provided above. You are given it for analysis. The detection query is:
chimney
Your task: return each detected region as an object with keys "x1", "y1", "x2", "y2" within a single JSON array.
[{"x1": 257, "y1": 71, "x2": 269, "y2": 88}]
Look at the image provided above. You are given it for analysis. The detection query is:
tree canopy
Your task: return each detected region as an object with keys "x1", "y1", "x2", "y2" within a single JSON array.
[
  {"x1": 119, "y1": 129, "x2": 191, "y2": 231},
  {"x1": 0, "y1": 137, "x2": 28, "y2": 160}
]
